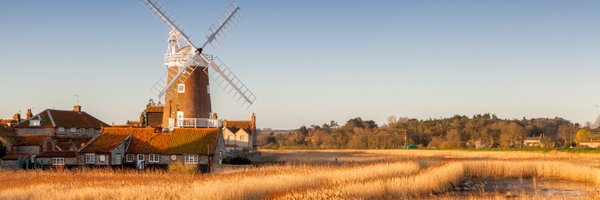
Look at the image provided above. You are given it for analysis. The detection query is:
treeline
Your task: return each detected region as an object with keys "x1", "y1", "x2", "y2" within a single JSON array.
[{"x1": 257, "y1": 114, "x2": 598, "y2": 149}]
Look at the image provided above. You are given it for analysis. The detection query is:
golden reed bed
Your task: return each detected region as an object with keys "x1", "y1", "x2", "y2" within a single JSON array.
[{"x1": 0, "y1": 149, "x2": 599, "y2": 200}]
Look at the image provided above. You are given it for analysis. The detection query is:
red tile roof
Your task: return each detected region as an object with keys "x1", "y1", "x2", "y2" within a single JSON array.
[
  {"x1": 222, "y1": 120, "x2": 253, "y2": 130},
  {"x1": 100, "y1": 127, "x2": 220, "y2": 155},
  {"x1": 36, "y1": 151, "x2": 77, "y2": 158},
  {"x1": 146, "y1": 106, "x2": 164, "y2": 113},
  {"x1": 14, "y1": 134, "x2": 48, "y2": 146},
  {"x1": 80, "y1": 133, "x2": 131, "y2": 153},
  {"x1": 16, "y1": 109, "x2": 109, "y2": 129},
  {"x1": 0, "y1": 127, "x2": 16, "y2": 144}
]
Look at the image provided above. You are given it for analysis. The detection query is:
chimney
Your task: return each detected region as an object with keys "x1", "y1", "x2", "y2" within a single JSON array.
[
  {"x1": 12, "y1": 112, "x2": 21, "y2": 123},
  {"x1": 251, "y1": 113, "x2": 256, "y2": 130},
  {"x1": 73, "y1": 105, "x2": 82, "y2": 112},
  {"x1": 26, "y1": 109, "x2": 33, "y2": 119}
]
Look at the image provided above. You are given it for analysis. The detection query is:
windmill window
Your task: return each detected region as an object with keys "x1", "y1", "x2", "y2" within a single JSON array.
[{"x1": 177, "y1": 84, "x2": 185, "y2": 93}]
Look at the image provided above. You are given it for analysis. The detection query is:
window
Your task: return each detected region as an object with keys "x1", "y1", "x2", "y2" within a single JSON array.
[
  {"x1": 115, "y1": 154, "x2": 122, "y2": 165},
  {"x1": 149, "y1": 154, "x2": 160, "y2": 163},
  {"x1": 70, "y1": 128, "x2": 77, "y2": 133},
  {"x1": 137, "y1": 154, "x2": 145, "y2": 161},
  {"x1": 177, "y1": 84, "x2": 185, "y2": 93},
  {"x1": 126, "y1": 154, "x2": 134, "y2": 162},
  {"x1": 240, "y1": 135, "x2": 244, "y2": 141},
  {"x1": 207, "y1": 85, "x2": 210, "y2": 94},
  {"x1": 99, "y1": 155, "x2": 106, "y2": 162},
  {"x1": 85, "y1": 154, "x2": 95, "y2": 164},
  {"x1": 29, "y1": 119, "x2": 41, "y2": 127},
  {"x1": 52, "y1": 158, "x2": 65, "y2": 166},
  {"x1": 58, "y1": 127, "x2": 65, "y2": 133},
  {"x1": 184, "y1": 154, "x2": 198, "y2": 164},
  {"x1": 227, "y1": 135, "x2": 231, "y2": 143}
]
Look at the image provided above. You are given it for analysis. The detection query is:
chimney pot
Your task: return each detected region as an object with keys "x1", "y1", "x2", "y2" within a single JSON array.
[
  {"x1": 26, "y1": 109, "x2": 33, "y2": 119},
  {"x1": 73, "y1": 105, "x2": 82, "y2": 112}
]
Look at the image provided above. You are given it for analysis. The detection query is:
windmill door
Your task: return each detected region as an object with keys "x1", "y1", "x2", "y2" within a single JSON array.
[{"x1": 176, "y1": 111, "x2": 184, "y2": 127}]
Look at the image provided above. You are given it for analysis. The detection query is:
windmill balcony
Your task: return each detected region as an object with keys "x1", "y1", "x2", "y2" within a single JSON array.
[{"x1": 168, "y1": 118, "x2": 221, "y2": 128}]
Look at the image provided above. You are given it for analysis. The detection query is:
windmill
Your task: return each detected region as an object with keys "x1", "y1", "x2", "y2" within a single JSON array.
[{"x1": 139, "y1": 0, "x2": 256, "y2": 130}]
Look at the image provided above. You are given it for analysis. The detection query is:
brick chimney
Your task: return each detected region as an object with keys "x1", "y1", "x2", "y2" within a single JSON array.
[
  {"x1": 12, "y1": 112, "x2": 21, "y2": 123},
  {"x1": 73, "y1": 105, "x2": 82, "y2": 112},
  {"x1": 251, "y1": 113, "x2": 256, "y2": 130},
  {"x1": 26, "y1": 109, "x2": 33, "y2": 119}
]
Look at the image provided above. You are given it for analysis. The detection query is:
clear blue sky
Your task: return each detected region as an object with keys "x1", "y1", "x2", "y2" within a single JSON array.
[{"x1": 1, "y1": 0, "x2": 599, "y2": 129}]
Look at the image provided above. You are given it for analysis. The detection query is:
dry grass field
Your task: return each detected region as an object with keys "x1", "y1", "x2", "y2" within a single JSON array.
[{"x1": 1, "y1": 149, "x2": 600, "y2": 199}]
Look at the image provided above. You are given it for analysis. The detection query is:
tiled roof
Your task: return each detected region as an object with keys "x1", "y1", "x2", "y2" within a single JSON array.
[
  {"x1": 16, "y1": 109, "x2": 109, "y2": 129},
  {"x1": 1, "y1": 152, "x2": 30, "y2": 160},
  {"x1": 223, "y1": 120, "x2": 253, "y2": 129},
  {"x1": 36, "y1": 151, "x2": 77, "y2": 158},
  {"x1": 14, "y1": 134, "x2": 48, "y2": 146},
  {"x1": 80, "y1": 133, "x2": 131, "y2": 153},
  {"x1": 0, "y1": 127, "x2": 16, "y2": 144},
  {"x1": 100, "y1": 127, "x2": 220, "y2": 155},
  {"x1": 54, "y1": 137, "x2": 93, "y2": 151},
  {"x1": 224, "y1": 127, "x2": 252, "y2": 135}
]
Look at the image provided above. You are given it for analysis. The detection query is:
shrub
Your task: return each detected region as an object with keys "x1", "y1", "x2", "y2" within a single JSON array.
[{"x1": 223, "y1": 157, "x2": 252, "y2": 165}]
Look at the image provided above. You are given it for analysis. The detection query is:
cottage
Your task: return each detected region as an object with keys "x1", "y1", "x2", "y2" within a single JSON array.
[
  {"x1": 0, "y1": 152, "x2": 31, "y2": 169},
  {"x1": 92, "y1": 127, "x2": 225, "y2": 172},
  {"x1": 223, "y1": 127, "x2": 254, "y2": 154},
  {"x1": 79, "y1": 133, "x2": 131, "y2": 166},
  {"x1": 15, "y1": 105, "x2": 108, "y2": 136},
  {"x1": 36, "y1": 151, "x2": 78, "y2": 167},
  {"x1": 523, "y1": 135, "x2": 545, "y2": 148},
  {"x1": 579, "y1": 140, "x2": 600, "y2": 148}
]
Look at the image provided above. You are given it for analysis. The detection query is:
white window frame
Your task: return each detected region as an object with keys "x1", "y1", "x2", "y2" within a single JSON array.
[
  {"x1": 85, "y1": 153, "x2": 95, "y2": 164},
  {"x1": 184, "y1": 154, "x2": 198, "y2": 164},
  {"x1": 177, "y1": 84, "x2": 185, "y2": 93},
  {"x1": 99, "y1": 155, "x2": 106, "y2": 162},
  {"x1": 115, "y1": 154, "x2": 122, "y2": 165},
  {"x1": 29, "y1": 119, "x2": 41, "y2": 127},
  {"x1": 137, "y1": 154, "x2": 145, "y2": 162},
  {"x1": 149, "y1": 154, "x2": 160, "y2": 163},
  {"x1": 126, "y1": 154, "x2": 134, "y2": 162},
  {"x1": 52, "y1": 158, "x2": 65, "y2": 166}
]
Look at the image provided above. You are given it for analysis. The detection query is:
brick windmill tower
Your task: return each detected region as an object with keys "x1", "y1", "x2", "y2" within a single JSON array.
[{"x1": 142, "y1": 0, "x2": 256, "y2": 131}]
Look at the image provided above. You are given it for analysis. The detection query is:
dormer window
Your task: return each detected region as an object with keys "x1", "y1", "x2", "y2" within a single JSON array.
[
  {"x1": 29, "y1": 119, "x2": 41, "y2": 127},
  {"x1": 177, "y1": 84, "x2": 185, "y2": 93}
]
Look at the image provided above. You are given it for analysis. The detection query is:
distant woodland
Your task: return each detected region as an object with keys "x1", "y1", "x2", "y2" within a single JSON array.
[{"x1": 258, "y1": 114, "x2": 600, "y2": 149}]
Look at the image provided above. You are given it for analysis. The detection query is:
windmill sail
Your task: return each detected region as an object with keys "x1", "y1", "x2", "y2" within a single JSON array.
[
  {"x1": 201, "y1": 3, "x2": 242, "y2": 49},
  {"x1": 141, "y1": 0, "x2": 256, "y2": 107}
]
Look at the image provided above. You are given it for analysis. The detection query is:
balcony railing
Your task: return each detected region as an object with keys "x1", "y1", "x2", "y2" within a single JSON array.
[{"x1": 168, "y1": 118, "x2": 221, "y2": 128}]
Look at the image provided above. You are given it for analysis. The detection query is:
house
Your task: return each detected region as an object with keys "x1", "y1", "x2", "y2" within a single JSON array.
[
  {"x1": 0, "y1": 126, "x2": 16, "y2": 158},
  {"x1": 36, "y1": 151, "x2": 78, "y2": 168},
  {"x1": 15, "y1": 105, "x2": 109, "y2": 136},
  {"x1": 84, "y1": 127, "x2": 225, "y2": 173},
  {"x1": 579, "y1": 140, "x2": 600, "y2": 148},
  {"x1": 141, "y1": 100, "x2": 164, "y2": 128},
  {"x1": 523, "y1": 135, "x2": 545, "y2": 148},
  {"x1": 223, "y1": 127, "x2": 254, "y2": 154},
  {"x1": 79, "y1": 133, "x2": 132, "y2": 166},
  {"x1": 0, "y1": 112, "x2": 22, "y2": 129},
  {"x1": 0, "y1": 152, "x2": 31, "y2": 169}
]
